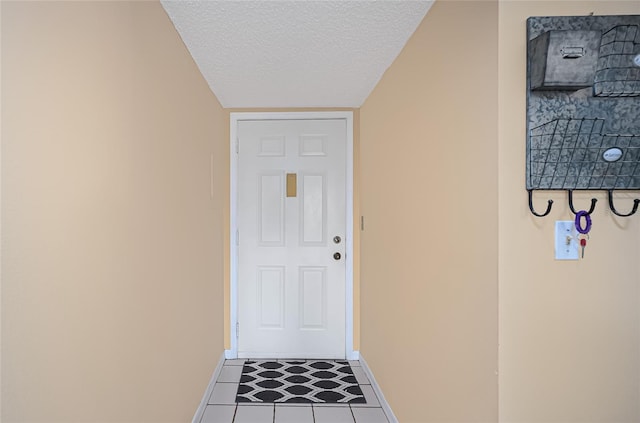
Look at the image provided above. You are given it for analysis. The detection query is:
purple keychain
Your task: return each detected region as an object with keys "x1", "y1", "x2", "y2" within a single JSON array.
[{"x1": 575, "y1": 210, "x2": 592, "y2": 258}]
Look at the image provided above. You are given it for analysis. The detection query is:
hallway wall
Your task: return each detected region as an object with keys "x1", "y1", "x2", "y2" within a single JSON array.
[
  {"x1": 498, "y1": 2, "x2": 640, "y2": 421},
  {"x1": 1, "y1": 2, "x2": 226, "y2": 421},
  {"x1": 361, "y1": 1, "x2": 639, "y2": 422},
  {"x1": 359, "y1": 1, "x2": 499, "y2": 421}
]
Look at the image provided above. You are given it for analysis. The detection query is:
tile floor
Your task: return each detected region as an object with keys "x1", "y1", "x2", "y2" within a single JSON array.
[{"x1": 198, "y1": 359, "x2": 390, "y2": 423}]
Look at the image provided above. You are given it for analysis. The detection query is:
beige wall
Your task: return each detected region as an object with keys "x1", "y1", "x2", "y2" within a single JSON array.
[
  {"x1": 359, "y1": 1, "x2": 499, "y2": 422},
  {"x1": 1, "y1": 2, "x2": 226, "y2": 422},
  {"x1": 499, "y1": 1, "x2": 640, "y2": 422}
]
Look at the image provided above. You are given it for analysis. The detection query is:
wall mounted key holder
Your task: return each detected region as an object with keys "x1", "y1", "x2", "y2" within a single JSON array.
[{"x1": 526, "y1": 15, "x2": 640, "y2": 217}]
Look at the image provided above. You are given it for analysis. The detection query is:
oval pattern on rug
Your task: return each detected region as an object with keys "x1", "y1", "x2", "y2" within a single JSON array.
[{"x1": 235, "y1": 360, "x2": 366, "y2": 404}]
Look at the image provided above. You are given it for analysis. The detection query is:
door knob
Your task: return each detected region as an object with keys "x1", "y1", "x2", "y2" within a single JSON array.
[{"x1": 333, "y1": 252, "x2": 341, "y2": 260}]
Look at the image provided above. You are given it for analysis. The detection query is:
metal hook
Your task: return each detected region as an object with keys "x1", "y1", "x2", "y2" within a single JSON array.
[
  {"x1": 607, "y1": 190, "x2": 640, "y2": 217},
  {"x1": 567, "y1": 190, "x2": 597, "y2": 215},
  {"x1": 528, "y1": 189, "x2": 553, "y2": 217}
]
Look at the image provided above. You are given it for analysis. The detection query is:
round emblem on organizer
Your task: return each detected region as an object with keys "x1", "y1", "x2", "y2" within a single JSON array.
[{"x1": 603, "y1": 147, "x2": 623, "y2": 162}]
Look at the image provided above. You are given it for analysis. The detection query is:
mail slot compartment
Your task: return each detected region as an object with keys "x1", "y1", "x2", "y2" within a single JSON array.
[{"x1": 529, "y1": 30, "x2": 601, "y2": 90}]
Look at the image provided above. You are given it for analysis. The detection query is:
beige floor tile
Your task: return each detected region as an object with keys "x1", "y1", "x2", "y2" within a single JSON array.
[
  {"x1": 348, "y1": 360, "x2": 360, "y2": 367},
  {"x1": 351, "y1": 367, "x2": 370, "y2": 385},
  {"x1": 208, "y1": 383, "x2": 239, "y2": 405},
  {"x1": 200, "y1": 405, "x2": 236, "y2": 423},
  {"x1": 233, "y1": 404, "x2": 274, "y2": 423},
  {"x1": 274, "y1": 405, "x2": 314, "y2": 423},
  {"x1": 235, "y1": 402, "x2": 273, "y2": 406},
  {"x1": 218, "y1": 365, "x2": 243, "y2": 383},
  {"x1": 350, "y1": 385, "x2": 379, "y2": 408},
  {"x1": 225, "y1": 359, "x2": 246, "y2": 366},
  {"x1": 271, "y1": 402, "x2": 311, "y2": 406},
  {"x1": 313, "y1": 406, "x2": 355, "y2": 423},
  {"x1": 312, "y1": 402, "x2": 350, "y2": 407},
  {"x1": 351, "y1": 407, "x2": 389, "y2": 423}
]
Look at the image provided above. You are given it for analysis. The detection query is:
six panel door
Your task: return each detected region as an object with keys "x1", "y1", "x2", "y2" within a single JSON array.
[{"x1": 237, "y1": 119, "x2": 347, "y2": 358}]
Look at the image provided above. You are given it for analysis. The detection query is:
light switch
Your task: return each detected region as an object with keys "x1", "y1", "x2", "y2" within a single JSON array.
[{"x1": 555, "y1": 220, "x2": 579, "y2": 260}]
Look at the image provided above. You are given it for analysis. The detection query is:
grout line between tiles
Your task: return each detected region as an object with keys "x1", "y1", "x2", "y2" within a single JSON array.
[{"x1": 231, "y1": 404, "x2": 238, "y2": 423}]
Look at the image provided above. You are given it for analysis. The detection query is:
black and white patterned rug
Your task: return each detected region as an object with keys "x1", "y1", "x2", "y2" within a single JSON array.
[{"x1": 235, "y1": 360, "x2": 366, "y2": 403}]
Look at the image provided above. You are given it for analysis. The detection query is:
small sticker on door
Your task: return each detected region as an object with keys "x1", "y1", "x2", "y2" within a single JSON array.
[{"x1": 286, "y1": 173, "x2": 297, "y2": 197}]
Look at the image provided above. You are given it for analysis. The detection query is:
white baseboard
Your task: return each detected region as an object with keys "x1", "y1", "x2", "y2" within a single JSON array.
[
  {"x1": 191, "y1": 352, "x2": 225, "y2": 423},
  {"x1": 359, "y1": 355, "x2": 398, "y2": 423},
  {"x1": 225, "y1": 349, "x2": 360, "y2": 360}
]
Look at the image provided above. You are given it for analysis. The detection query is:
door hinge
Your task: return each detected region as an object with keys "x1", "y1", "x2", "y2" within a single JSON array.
[
  {"x1": 236, "y1": 322, "x2": 239, "y2": 339},
  {"x1": 236, "y1": 138, "x2": 239, "y2": 154}
]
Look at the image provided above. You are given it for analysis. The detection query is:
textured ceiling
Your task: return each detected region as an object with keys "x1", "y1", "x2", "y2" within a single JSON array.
[{"x1": 160, "y1": 1, "x2": 433, "y2": 108}]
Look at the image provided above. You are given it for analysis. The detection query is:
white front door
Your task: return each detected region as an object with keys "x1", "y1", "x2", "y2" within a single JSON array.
[{"x1": 237, "y1": 118, "x2": 347, "y2": 359}]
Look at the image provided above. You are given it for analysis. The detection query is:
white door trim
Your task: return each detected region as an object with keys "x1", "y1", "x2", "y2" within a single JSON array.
[{"x1": 227, "y1": 111, "x2": 356, "y2": 360}]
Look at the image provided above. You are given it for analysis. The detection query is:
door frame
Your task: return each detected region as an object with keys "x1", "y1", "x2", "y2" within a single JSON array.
[{"x1": 227, "y1": 111, "x2": 357, "y2": 360}]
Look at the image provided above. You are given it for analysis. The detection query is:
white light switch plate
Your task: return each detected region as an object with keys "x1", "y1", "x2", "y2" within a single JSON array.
[{"x1": 555, "y1": 220, "x2": 579, "y2": 260}]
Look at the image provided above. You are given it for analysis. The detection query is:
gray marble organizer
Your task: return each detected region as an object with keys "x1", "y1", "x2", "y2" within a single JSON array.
[{"x1": 527, "y1": 15, "x2": 640, "y2": 191}]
